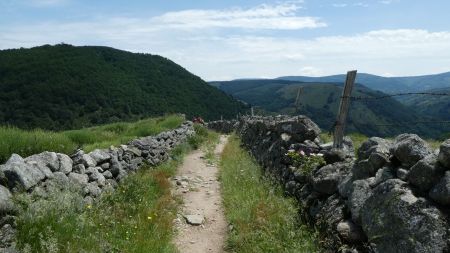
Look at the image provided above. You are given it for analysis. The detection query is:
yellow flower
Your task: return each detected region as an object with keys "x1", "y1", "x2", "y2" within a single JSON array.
[
  {"x1": 147, "y1": 216, "x2": 152, "y2": 220},
  {"x1": 87, "y1": 205, "x2": 92, "y2": 209}
]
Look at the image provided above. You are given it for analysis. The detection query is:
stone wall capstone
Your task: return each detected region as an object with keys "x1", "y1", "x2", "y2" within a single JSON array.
[
  {"x1": 209, "y1": 116, "x2": 450, "y2": 253},
  {"x1": 0, "y1": 121, "x2": 195, "y2": 251}
]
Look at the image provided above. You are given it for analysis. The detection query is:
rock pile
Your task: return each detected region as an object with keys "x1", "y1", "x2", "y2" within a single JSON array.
[
  {"x1": 0, "y1": 121, "x2": 195, "y2": 251},
  {"x1": 209, "y1": 116, "x2": 450, "y2": 253}
]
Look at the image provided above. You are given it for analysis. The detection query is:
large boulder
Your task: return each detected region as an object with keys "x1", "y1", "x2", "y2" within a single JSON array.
[
  {"x1": 408, "y1": 155, "x2": 445, "y2": 192},
  {"x1": 24, "y1": 151, "x2": 59, "y2": 172},
  {"x1": 391, "y1": 134, "x2": 432, "y2": 168},
  {"x1": 438, "y1": 139, "x2": 450, "y2": 169},
  {"x1": 312, "y1": 162, "x2": 351, "y2": 195},
  {"x1": 1, "y1": 154, "x2": 45, "y2": 191},
  {"x1": 429, "y1": 171, "x2": 450, "y2": 206},
  {"x1": 361, "y1": 179, "x2": 448, "y2": 253},
  {"x1": 274, "y1": 116, "x2": 321, "y2": 142}
]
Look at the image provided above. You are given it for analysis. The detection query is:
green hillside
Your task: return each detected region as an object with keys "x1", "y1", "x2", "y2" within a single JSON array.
[
  {"x1": 212, "y1": 80, "x2": 447, "y2": 138},
  {"x1": 401, "y1": 87, "x2": 450, "y2": 121},
  {"x1": 0, "y1": 44, "x2": 247, "y2": 130},
  {"x1": 278, "y1": 72, "x2": 450, "y2": 94}
]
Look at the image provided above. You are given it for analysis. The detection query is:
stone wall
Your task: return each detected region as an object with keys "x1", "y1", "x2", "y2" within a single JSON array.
[
  {"x1": 209, "y1": 116, "x2": 450, "y2": 253},
  {"x1": 0, "y1": 121, "x2": 195, "y2": 251}
]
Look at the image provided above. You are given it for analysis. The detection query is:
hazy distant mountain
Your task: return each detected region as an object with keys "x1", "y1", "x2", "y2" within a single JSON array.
[
  {"x1": 400, "y1": 87, "x2": 450, "y2": 122},
  {"x1": 277, "y1": 72, "x2": 450, "y2": 94}
]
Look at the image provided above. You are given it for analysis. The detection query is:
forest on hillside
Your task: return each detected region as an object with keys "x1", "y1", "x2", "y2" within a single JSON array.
[{"x1": 0, "y1": 44, "x2": 248, "y2": 130}]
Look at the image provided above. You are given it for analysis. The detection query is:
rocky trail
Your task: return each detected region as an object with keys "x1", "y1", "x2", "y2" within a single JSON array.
[{"x1": 173, "y1": 135, "x2": 228, "y2": 253}]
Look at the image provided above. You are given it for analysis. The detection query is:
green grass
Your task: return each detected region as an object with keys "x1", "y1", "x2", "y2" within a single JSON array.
[
  {"x1": 0, "y1": 114, "x2": 184, "y2": 163},
  {"x1": 13, "y1": 124, "x2": 213, "y2": 253},
  {"x1": 220, "y1": 135, "x2": 319, "y2": 253}
]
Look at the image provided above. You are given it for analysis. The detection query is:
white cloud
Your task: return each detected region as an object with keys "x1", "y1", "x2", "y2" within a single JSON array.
[
  {"x1": 151, "y1": 2, "x2": 326, "y2": 30},
  {"x1": 299, "y1": 66, "x2": 324, "y2": 76},
  {"x1": 332, "y1": 3, "x2": 348, "y2": 8}
]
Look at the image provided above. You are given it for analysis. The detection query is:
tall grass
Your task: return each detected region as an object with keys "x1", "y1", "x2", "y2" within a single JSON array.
[
  {"x1": 13, "y1": 124, "x2": 213, "y2": 253},
  {"x1": 220, "y1": 135, "x2": 319, "y2": 253},
  {"x1": 0, "y1": 114, "x2": 184, "y2": 163}
]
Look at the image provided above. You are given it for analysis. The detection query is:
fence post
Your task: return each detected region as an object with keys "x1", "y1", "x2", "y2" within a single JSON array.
[
  {"x1": 333, "y1": 70, "x2": 357, "y2": 149},
  {"x1": 294, "y1": 87, "x2": 303, "y2": 114},
  {"x1": 251, "y1": 107, "x2": 254, "y2": 117}
]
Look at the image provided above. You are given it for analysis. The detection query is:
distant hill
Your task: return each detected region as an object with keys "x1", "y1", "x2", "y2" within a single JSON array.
[
  {"x1": 211, "y1": 79, "x2": 447, "y2": 138},
  {"x1": 400, "y1": 87, "x2": 450, "y2": 122},
  {"x1": 0, "y1": 44, "x2": 247, "y2": 130},
  {"x1": 277, "y1": 72, "x2": 450, "y2": 94}
]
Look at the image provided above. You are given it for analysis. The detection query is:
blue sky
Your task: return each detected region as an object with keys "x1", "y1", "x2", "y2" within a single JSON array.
[{"x1": 1, "y1": 0, "x2": 450, "y2": 80}]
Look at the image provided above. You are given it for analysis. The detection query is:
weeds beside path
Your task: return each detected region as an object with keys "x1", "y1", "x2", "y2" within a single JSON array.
[{"x1": 220, "y1": 135, "x2": 319, "y2": 253}]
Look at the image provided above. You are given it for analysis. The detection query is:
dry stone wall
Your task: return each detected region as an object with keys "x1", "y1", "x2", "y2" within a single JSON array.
[
  {"x1": 209, "y1": 116, "x2": 450, "y2": 253},
  {"x1": 0, "y1": 121, "x2": 195, "y2": 251}
]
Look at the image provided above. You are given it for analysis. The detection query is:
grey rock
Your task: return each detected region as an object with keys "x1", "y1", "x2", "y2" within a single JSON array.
[
  {"x1": 25, "y1": 151, "x2": 59, "y2": 172},
  {"x1": 51, "y1": 172, "x2": 70, "y2": 188},
  {"x1": 73, "y1": 154, "x2": 96, "y2": 167},
  {"x1": 68, "y1": 173, "x2": 89, "y2": 187},
  {"x1": 86, "y1": 167, "x2": 105, "y2": 186},
  {"x1": 57, "y1": 153, "x2": 73, "y2": 174},
  {"x1": 358, "y1": 137, "x2": 391, "y2": 161},
  {"x1": 349, "y1": 179, "x2": 373, "y2": 225},
  {"x1": 85, "y1": 182, "x2": 101, "y2": 197},
  {"x1": 102, "y1": 170, "x2": 113, "y2": 179},
  {"x1": 391, "y1": 134, "x2": 432, "y2": 168},
  {"x1": 323, "y1": 148, "x2": 348, "y2": 164},
  {"x1": 408, "y1": 155, "x2": 445, "y2": 192},
  {"x1": 312, "y1": 162, "x2": 351, "y2": 195},
  {"x1": 116, "y1": 168, "x2": 128, "y2": 182},
  {"x1": 72, "y1": 164, "x2": 86, "y2": 174},
  {"x1": 183, "y1": 214, "x2": 204, "y2": 226},
  {"x1": 438, "y1": 139, "x2": 450, "y2": 169},
  {"x1": 361, "y1": 179, "x2": 447, "y2": 253},
  {"x1": 0, "y1": 224, "x2": 15, "y2": 248},
  {"x1": 100, "y1": 163, "x2": 110, "y2": 170},
  {"x1": 105, "y1": 179, "x2": 118, "y2": 188},
  {"x1": 88, "y1": 149, "x2": 111, "y2": 164},
  {"x1": 370, "y1": 166, "x2": 394, "y2": 188},
  {"x1": 275, "y1": 116, "x2": 321, "y2": 142},
  {"x1": 429, "y1": 171, "x2": 450, "y2": 206},
  {"x1": 109, "y1": 156, "x2": 123, "y2": 177},
  {"x1": 352, "y1": 159, "x2": 375, "y2": 180},
  {"x1": 396, "y1": 168, "x2": 409, "y2": 181},
  {"x1": 338, "y1": 173, "x2": 354, "y2": 198},
  {"x1": 337, "y1": 220, "x2": 365, "y2": 243},
  {"x1": 0, "y1": 185, "x2": 14, "y2": 214},
  {"x1": 1, "y1": 154, "x2": 45, "y2": 191}
]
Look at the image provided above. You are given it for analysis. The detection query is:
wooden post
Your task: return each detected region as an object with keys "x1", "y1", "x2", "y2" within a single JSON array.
[
  {"x1": 333, "y1": 70, "x2": 357, "y2": 149},
  {"x1": 251, "y1": 107, "x2": 254, "y2": 117},
  {"x1": 221, "y1": 115, "x2": 223, "y2": 121},
  {"x1": 294, "y1": 87, "x2": 303, "y2": 114}
]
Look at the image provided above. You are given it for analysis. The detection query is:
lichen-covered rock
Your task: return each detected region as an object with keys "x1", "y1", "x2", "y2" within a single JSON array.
[
  {"x1": 438, "y1": 139, "x2": 450, "y2": 169},
  {"x1": 429, "y1": 171, "x2": 450, "y2": 206},
  {"x1": 358, "y1": 137, "x2": 391, "y2": 161},
  {"x1": 369, "y1": 166, "x2": 394, "y2": 188},
  {"x1": 51, "y1": 171, "x2": 70, "y2": 188},
  {"x1": 88, "y1": 149, "x2": 111, "y2": 164},
  {"x1": 68, "y1": 172, "x2": 89, "y2": 187},
  {"x1": 337, "y1": 220, "x2": 366, "y2": 243},
  {"x1": 57, "y1": 153, "x2": 73, "y2": 174},
  {"x1": 361, "y1": 179, "x2": 448, "y2": 253},
  {"x1": 72, "y1": 152, "x2": 96, "y2": 167},
  {"x1": 25, "y1": 151, "x2": 59, "y2": 172},
  {"x1": 84, "y1": 182, "x2": 101, "y2": 197},
  {"x1": 312, "y1": 162, "x2": 351, "y2": 195},
  {"x1": 274, "y1": 116, "x2": 321, "y2": 142},
  {"x1": 391, "y1": 134, "x2": 432, "y2": 168},
  {"x1": 1, "y1": 154, "x2": 45, "y2": 191},
  {"x1": 0, "y1": 185, "x2": 14, "y2": 214},
  {"x1": 349, "y1": 179, "x2": 373, "y2": 225},
  {"x1": 408, "y1": 155, "x2": 445, "y2": 192},
  {"x1": 352, "y1": 159, "x2": 376, "y2": 180}
]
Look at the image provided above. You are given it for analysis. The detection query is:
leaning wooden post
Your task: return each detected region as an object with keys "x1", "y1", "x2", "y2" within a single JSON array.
[
  {"x1": 333, "y1": 70, "x2": 357, "y2": 149},
  {"x1": 251, "y1": 107, "x2": 254, "y2": 117},
  {"x1": 294, "y1": 87, "x2": 303, "y2": 114}
]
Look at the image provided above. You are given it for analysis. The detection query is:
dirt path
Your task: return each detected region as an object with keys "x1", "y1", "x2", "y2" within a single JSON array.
[{"x1": 173, "y1": 135, "x2": 228, "y2": 253}]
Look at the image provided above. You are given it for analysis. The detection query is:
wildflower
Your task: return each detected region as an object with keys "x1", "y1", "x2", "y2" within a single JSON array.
[
  {"x1": 147, "y1": 216, "x2": 152, "y2": 220},
  {"x1": 299, "y1": 150, "x2": 305, "y2": 156},
  {"x1": 86, "y1": 205, "x2": 92, "y2": 209},
  {"x1": 317, "y1": 153, "x2": 324, "y2": 157}
]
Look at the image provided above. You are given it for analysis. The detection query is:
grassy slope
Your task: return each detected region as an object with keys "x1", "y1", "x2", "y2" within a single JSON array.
[
  {"x1": 0, "y1": 44, "x2": 247, "y2": 130},
  {"x1": 14, "y1": 124, "x2": 217, "y2": 253},
  {"x1": 0, "y1": 114, "x2": 184, "y2": 163},
  {"x1": 220, "y1": 135, "x2": 318, "y2": 253}
]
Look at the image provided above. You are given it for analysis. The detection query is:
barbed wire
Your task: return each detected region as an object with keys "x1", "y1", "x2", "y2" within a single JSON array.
[{"x1": 344, "y1": 92, "x2": 450, "y2": 101}]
